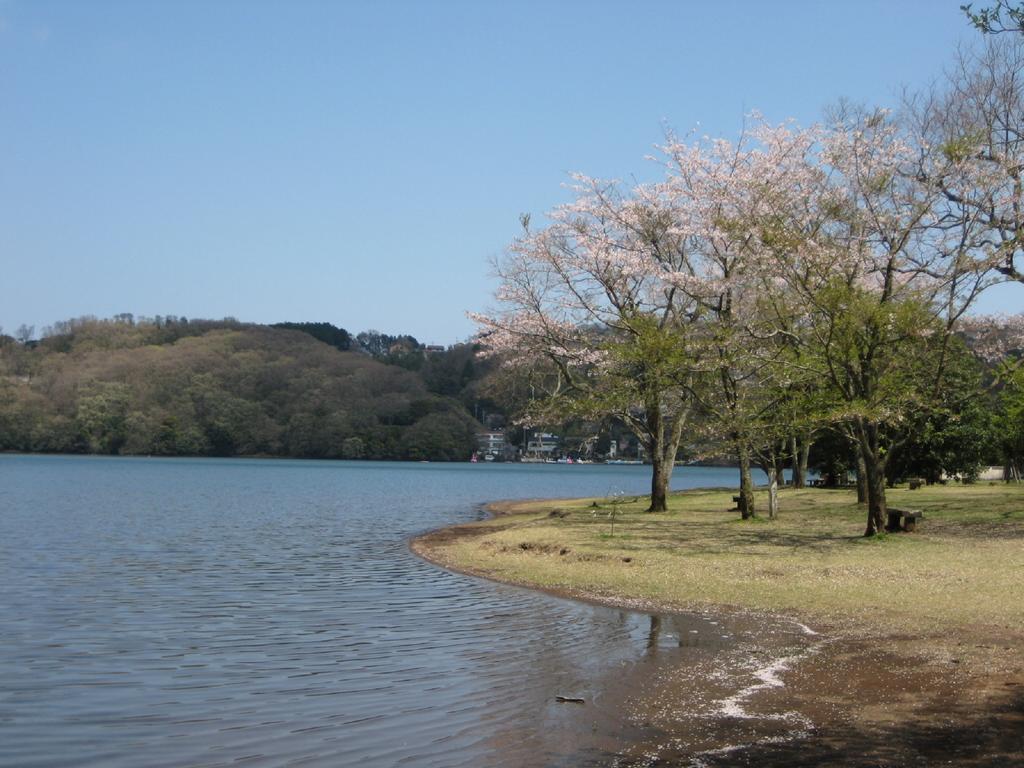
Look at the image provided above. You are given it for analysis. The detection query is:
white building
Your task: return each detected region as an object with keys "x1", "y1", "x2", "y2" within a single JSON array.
[
  {"x1": 526, "y1": 432, "x2": 560, "y2": 458},
  {"x1": 476, "y1": 431, "x2": 508, "y2": 458}
]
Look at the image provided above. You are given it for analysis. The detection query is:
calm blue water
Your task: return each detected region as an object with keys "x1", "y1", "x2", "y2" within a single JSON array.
[{"x1": 0, "y1": 455, "x2": 775, "y2": 767}]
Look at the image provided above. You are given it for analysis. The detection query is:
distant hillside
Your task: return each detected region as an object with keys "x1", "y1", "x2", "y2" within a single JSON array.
[{"x1": 0, "y1": 317, "x2": 484, "y2": 461}]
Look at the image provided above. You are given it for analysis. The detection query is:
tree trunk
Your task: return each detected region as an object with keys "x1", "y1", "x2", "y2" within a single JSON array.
[
  {"x1": 791, "y1": 434, "x2": 804, "y2": 488},
  {"x1": 799, "y1": 438, "x2": 811, "y2": 488},
  {"x1": 649, "y1": 453, "x2": 670, "y2": 512},
  {"x1": 766, "y1": 460, "x2": 779, "y2": 520},
  {"x1": 856, "y1": 453, "x2": 868, "y2": 504},
  {"x1": 855, "y1": 420, "x2": 888, "y2": 536},
  {"x1": 865, "y1": 457, "x2": 888, "y2": 535},
  {"x1": 643, "y1": 403, "x2": 687, "y2": 513},
  {"x1": 738, "y1": 445, "x2": 756, "y2": 519},
  {"x1": 774, "y1": 463, "x2": 785, "y2": 490}
]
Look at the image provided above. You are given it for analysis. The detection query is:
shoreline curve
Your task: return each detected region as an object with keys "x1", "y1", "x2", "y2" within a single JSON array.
[{"x1": 409, "y1": 491, "x2": 1024, "y2": 766}]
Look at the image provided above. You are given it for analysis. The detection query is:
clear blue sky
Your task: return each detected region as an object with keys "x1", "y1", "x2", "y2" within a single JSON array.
[{"x1": 2, "y1": 0, "x2": 1021, "y2": 344}]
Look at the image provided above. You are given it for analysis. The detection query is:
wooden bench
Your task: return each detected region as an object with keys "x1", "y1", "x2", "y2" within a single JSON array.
[{"x1": 886, "y1": 508, "x2": 923, "y2": 532}]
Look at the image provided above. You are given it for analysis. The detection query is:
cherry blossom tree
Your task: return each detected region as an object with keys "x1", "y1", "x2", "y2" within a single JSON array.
[
  {"x1": 472, "y1": 186, "x2": 702, "y2": 512},
  {"x1": 476, "y1": 103, "x2": 1005, "y2": 532},
  {"x1": 475, "y1": 119, "x2": 829, "y2": 516},
  {"x1": 960, "y1": 311, "x2": 1024, "y2": 373},
  {"x1": 653, "y1": 118, "x2": 824, "y2": 518},
  {"x1": 909, "y1": 37, "x2": 1024, "y2": 285},
  {"x1": 758, "y1": 107, "x2": 995, "y2": 535}
]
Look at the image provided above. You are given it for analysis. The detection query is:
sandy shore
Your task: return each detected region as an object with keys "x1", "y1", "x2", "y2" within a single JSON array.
[{"x1": 412, "y1": 499, "x2": 1024, "y2": 766}]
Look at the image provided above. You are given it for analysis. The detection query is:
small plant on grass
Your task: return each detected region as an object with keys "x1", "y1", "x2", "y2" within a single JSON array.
[{"x1": 593, "y1": 489, "x2": 627, "y2": 537}]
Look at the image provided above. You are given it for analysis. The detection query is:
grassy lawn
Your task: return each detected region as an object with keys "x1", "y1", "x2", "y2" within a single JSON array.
[{"x1": 415, "y1": 483, "x2": 1024, "y2": 637}]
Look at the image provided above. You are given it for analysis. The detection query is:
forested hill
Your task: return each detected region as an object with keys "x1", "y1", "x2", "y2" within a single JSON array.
[{"x1": 0, "y1": 317, "x2": 488, "y2": 461}]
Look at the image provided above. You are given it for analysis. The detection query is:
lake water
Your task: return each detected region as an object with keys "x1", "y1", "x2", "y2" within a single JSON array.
[{"x1": 0, "y1": 455, "x2": 808, "y2": 767}]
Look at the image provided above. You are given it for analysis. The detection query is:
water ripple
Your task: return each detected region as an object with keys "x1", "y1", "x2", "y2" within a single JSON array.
[{"x1": 0, "y1": 455, "x2": 797, "y2": 767}]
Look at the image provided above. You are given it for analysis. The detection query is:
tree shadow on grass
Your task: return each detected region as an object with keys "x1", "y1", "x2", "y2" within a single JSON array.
[
  {"x1": 927, "y1": 520, "x2": 1024, "y2": 541},
  {"x1": 598, "y1": 520, "x2": 867, "y2": 557},
  {"x1": 573, "y1": 494, "x2": 1024, "y2": 558}
]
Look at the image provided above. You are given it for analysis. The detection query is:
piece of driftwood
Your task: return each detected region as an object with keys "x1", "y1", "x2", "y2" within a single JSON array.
[{"x1": 555, "y1": 696, "x2": 585, "y2": 704}]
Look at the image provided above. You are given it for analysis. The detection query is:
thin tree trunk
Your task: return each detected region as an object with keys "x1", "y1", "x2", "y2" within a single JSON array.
[
  {"x1": 766, "y1": 459, "x2": 779, "y2": 520},
  {"x1": 856, "y1": 453, "x2": 868, "y2": 505},
  {"x1": 791, "y1": 434, "x2": 804, "y2": 488},
  {"x1": 799, "y1": 438, "x2": 811, "y2": 488},
  {"x1": 866, "y1": 457, "x2": 888, "y2": 534},
  {"x1": 738, "y1": 445, "x2": 756, "y2": 519}
]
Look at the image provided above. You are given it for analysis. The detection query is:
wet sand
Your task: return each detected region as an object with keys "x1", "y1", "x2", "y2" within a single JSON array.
[{"x1": 413, "y1": 507, "x2": 1024, "y2": 766}]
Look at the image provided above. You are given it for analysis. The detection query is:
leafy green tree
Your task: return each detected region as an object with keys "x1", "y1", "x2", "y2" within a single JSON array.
[
  {"x1": 149, "y1": 414, "x2": 208, "y2": 455},
  {"x1": 997, "y1": 366, "x2": 1024, "y2": 479},
  {"x1": 75, "y1": 382, "x2": 131, "y2": 454},
  {"x1": 886, "y1": 343, "x2": 998, "y2": 483},
  {"x1": 421, "y1": 344, "x2": 477, "y2": 398},
  {"x1": 402, "y1": 411, "x2": 479, "y2": 461},
  {"x1": 341, "y1": 436, "x2": 366, "y2": 459},
  {"x1": 807, "y1": 428, "x2": 859, "y2": 487}
]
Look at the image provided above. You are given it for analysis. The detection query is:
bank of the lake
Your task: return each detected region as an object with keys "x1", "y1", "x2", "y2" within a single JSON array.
[{"x1": 413, "y1": 484, "x2": 1024, "y2": 766}]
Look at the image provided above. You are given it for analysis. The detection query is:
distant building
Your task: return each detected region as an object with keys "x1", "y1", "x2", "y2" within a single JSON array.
[
  {"x1": 477, "y1": 431, "x2": 508, "y2": 458},
  {"x1": 976, "y1": 466, "x2": 1010, "y2": 481},
  {"x1": 526, "y1": 432, "x2": 560, "y2": 458}
]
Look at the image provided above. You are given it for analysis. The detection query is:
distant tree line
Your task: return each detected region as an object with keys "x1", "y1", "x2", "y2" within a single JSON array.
[
  {"x1": 272, "y1": 322, "x2": 353, "y2": 351},
  {"x1": 0, "y1": 316, "x2": 497, "y2": 462},
  {"x1": 2, "y1": 309, "x2": 1018, "y2": 480}
]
